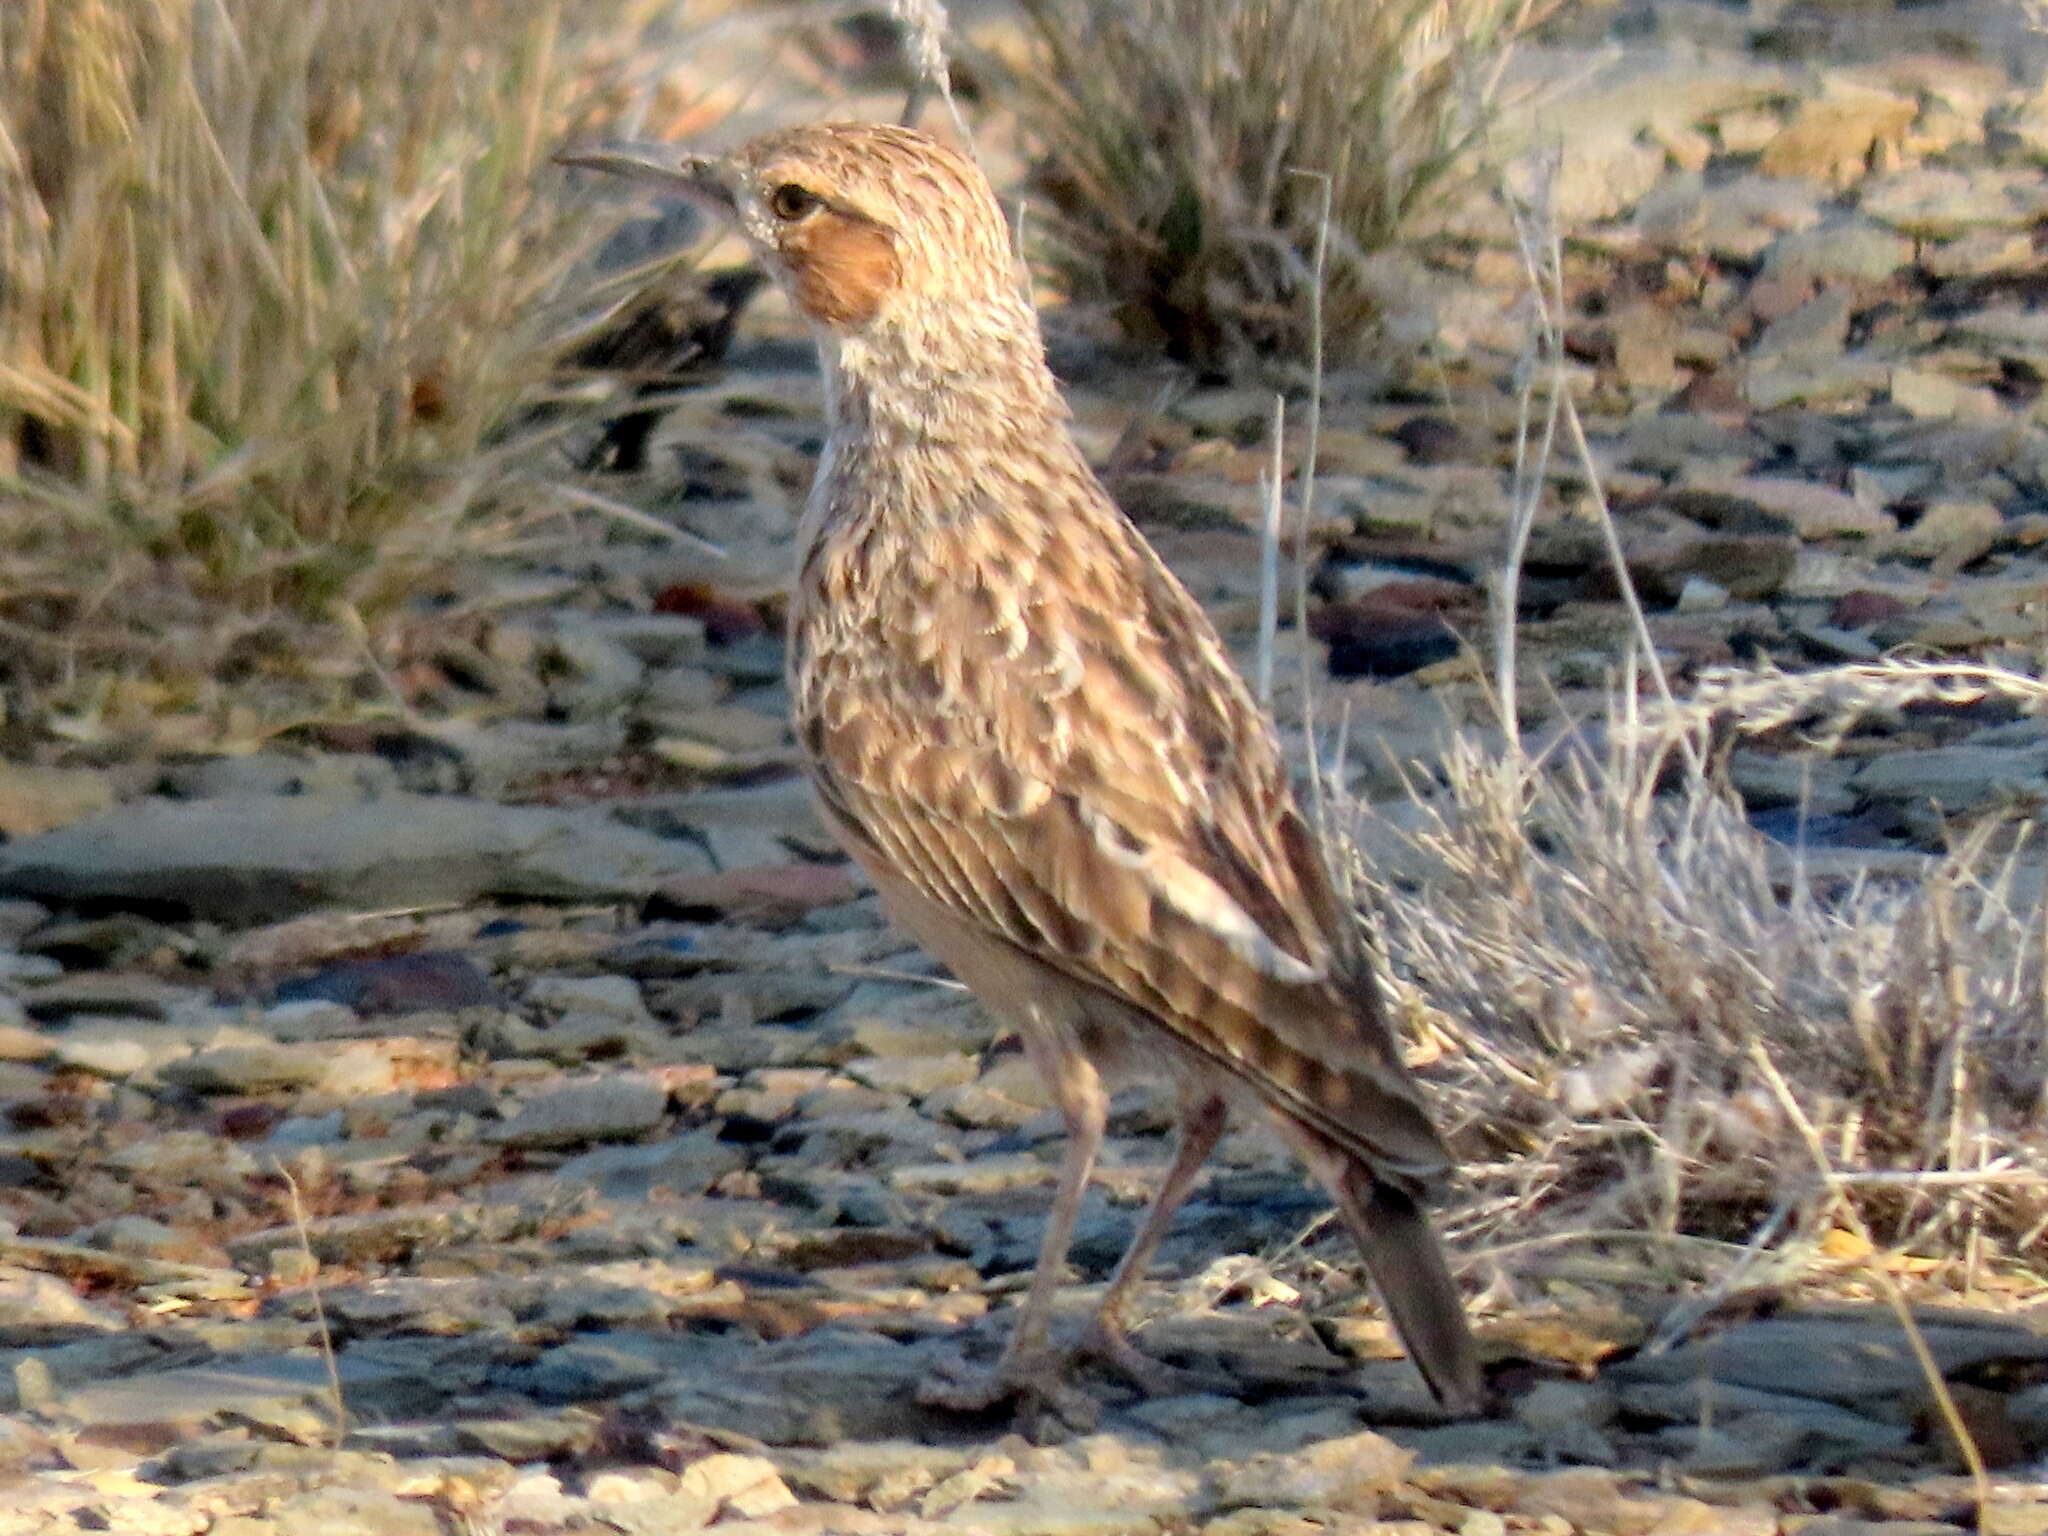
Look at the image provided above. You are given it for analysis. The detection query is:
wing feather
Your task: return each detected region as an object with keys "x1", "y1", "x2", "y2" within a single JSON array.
[{"x1": 796, "y1": 470, "x2": 1452, "y2": 1188}]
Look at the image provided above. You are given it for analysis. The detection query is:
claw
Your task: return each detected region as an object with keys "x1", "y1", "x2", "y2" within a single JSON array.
[
  {"x1": 917, "y1": 1348, "x2": 1102, "y2": 1434},
  {"x1": 1076, "y1": 1319, "x2": 1227, "y2": 1399}
]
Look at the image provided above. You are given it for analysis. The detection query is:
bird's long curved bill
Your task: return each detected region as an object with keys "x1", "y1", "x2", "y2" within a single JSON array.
[{"x1": 554, "y1": 143, "x2": 735, "y2": 212}]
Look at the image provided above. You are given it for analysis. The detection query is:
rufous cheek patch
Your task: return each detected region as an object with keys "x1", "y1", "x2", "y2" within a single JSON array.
[{"x1": 785, "y1": 213, "x2": 901, "y2": 329}]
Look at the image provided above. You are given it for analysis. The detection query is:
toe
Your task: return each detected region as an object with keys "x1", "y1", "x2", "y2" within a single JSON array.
[
  {"x1": 1078, "y1": 1323, "x2": 1222, "y2": 1398},
  {"x1": 917, "y1": 1351, "x2": 1100, "y2": 1433}
]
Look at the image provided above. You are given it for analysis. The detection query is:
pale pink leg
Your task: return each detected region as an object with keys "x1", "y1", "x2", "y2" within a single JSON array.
[
  {"x1": 920, "y1": 1031, "x2": 1109, "y2": 1426},
  {"x1": 1081, "y1": 1094, "x2": 1228, "y2": 1392}
]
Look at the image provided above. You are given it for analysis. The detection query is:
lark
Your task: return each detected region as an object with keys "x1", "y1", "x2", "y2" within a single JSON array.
[{"x1": 561, "y1": 124, "x2": 1485, "y2": 1420}]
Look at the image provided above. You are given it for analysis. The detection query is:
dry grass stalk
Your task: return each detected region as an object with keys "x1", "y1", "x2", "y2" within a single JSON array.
[
  {"x1": 1748, "y1": 1040, "x2": 1991, "y2": 1513},
  {"x1": 1008, "y1": 0, "x2": 1544, "y2": 371},
  {"x1": 0, "y1": 0, "x2": 699, "y2": 705},
  {"x1": 1255, "y1": 394, "x2": 1286, "y2": 707},
  {"x1": 1234, "y1": 134, "x2": 2048, "y2": 1381},
  {"x1": 889, "y1": 0, "x2": 974, "y2": 146},
  {"x1": 1346, "y1": 696, "x2": 2048, "y2": 1271},
  {"x1": 1499, "y1": 157, "x2": 1693, "y2": 773},
  {"x1": 276, "y1": 1158, "x2": 346, "y2": 1448},
  {"x1": 1319, "y1": 155, "x2": 2048, "y2": 1305}
]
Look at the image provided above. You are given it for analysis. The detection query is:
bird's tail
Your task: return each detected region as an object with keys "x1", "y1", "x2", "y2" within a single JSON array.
[{"x1": 1325, "y1": 1160, "x2": 1486, "y2": 1417}]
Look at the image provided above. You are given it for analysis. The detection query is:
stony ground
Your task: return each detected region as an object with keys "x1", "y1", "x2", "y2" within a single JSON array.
[{"x1": 8, "y1": 1, "x2": 2048, "y2": 1532}]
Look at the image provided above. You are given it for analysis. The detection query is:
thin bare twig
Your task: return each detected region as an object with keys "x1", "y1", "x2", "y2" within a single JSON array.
[
  {"x1": 276, "y1": 1160, "x2": 347, "y2": 1449},
  {"x1": 1748, "y1": 1041, "x2": 1989, "y2": 1518}
]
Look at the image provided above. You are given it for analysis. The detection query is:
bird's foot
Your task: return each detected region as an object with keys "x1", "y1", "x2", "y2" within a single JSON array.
[
  {"x1": 917, "y1": 1346, "x2": 1102, "y2": 1435},
  {"x1": 1075, "y1": 1319, "x2": 1228, "y2": 1399}
]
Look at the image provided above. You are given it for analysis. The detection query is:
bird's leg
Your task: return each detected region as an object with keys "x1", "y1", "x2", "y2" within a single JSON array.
[
  {"x1": 1079, "y1": 1093, "x2": 1229, "y2": 1395},
  {"x1": 920, "y1": 1036, "x2": 1108, "y2": 1427}
]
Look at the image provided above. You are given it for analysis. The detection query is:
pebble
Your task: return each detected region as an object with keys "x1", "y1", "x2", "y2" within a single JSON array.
[
  {"x1": 1669, "y1": 475, "x2": 1894, "y2": 540},
  {"x1": 525, "y1": 973, "x2": 650, "y2": 1023},
  {"x1": 0, "y1": 794, "x2": 717, "y2": 922},
  {"x1": 161, "y1": 1043, "x2": 330, "y2": 1094},
  {"x1": 1862, "y1": 166, "x2": 2048, "y2": 236},
  {"x1": 1852, "y1": 744, "x2": 2048, "y2": 811},
  {"x1": 484, "y1": 1073, "x2": 671, "y2": 1148}
]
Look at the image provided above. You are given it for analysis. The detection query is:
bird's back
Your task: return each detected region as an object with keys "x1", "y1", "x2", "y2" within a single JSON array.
[{"x1": 789, "y1": 425, "x2": 1456, "y2": 1198}]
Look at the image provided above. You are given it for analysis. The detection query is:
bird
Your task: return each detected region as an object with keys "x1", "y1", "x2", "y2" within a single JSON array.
[{"x1": 557, "y1": 123, "x2": 1484, "y2": 1423}]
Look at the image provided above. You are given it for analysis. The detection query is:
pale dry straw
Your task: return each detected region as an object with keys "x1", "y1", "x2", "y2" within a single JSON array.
[
  {"x1": 1009, "y1": 0, "x2": 1545, "y2": 369},
  {"x1": 0, "y1": 0, "x2": 711, "y2": 710},
  {"x1": 1312, "y1": 157, "x2": 2048, "y2": 1323}
]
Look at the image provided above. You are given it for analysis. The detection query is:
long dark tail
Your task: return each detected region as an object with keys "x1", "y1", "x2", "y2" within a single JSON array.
[{"x1": 1327, "y1": 1162, "x2": 1486, "y2": 1416}]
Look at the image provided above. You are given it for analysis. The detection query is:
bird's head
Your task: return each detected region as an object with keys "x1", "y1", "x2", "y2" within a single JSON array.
[{"x1": 561, "y1": 124, "x2": 1018, "y2": 339}]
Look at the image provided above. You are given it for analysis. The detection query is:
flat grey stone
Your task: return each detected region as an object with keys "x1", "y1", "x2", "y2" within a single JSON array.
[
  {"x1": 55, "y1": 1353, "x2": 421, "y2": 1438},
  {"x1": 1863, "y1": 166, "x2": 2048, "y2": 237},
  {"x1": 540, "y1": 625, "x2": 646, "y2": 721},
  {"x1": 497, "y1": 1336, "x2": 683, "y2": 1401},
  {"x1": 1885, "y1": 497, "x2": 2004, "y2": 565},
  {"x1": 1852, "y1": 744, "x2": 2048, "y2": 810},
  {"x1": 0, "y1": 902, "x2": 48, "y2": 940},
  {"x1": 47, "y1": 1025, "x2": 159, "y2": 1078},
  {"x1": 1635, "y1": 172, "x2": 1822, "y2": 260},
  {"x1": 561, "y1": 613, "x2": 709, "y2": 668},
  {"x1": 158, "y1": 751, "x2": 399, "y2": 800},
  {"x1": 639, "y1": 1328, "x2": 952, "y2": 1444},
  {"x1": 614, "y1": 778, "x2": 832, "y2": 868},
  {"x1": 256, "y1": 1485, "x2": 445, "y2": 1536},
  {"x1": 19, "y1": 972, "x2": 205, "y2": 1022},
  {"x1": 1950, "y1": 305, "x2": 2048, "y2": 366},
  {"x1": 454, "y1": 1411, "x2": 602, "y2": 1461},
  {"x1": 226, "y1": 1201, "x2": 542, "y2": 1267},
  {"x1": 886, "y1": 1154, "x2": 1055, "y2": 1197},
  {"x1": 1749, "y1": 286, "x2": 1854, "y2": 367},
  {"x1": 0, "y1": 1265, "x2": 128, "y2": 1335},
  {"x1": 0, "y1": 794, "x2": 714, "y2": 923},
  {"x1": 1609, "y1": 1315, "x2": 2048, "y2": 1418},
  {"x1": 525, "y1": 974, "x2": 649, "y2": 1023},
  {"x1": 776, "y1": 1439, "x2": 975, "y2": 1503},
  {"x1": 162, "y1": 1042, "x2": 330, "y2": 1094},
  {"x1": 556, "y1": 1131, "x2": 747, "y2": 1202},
  {"x1": 842, "y1": 1053, "x2": 978, "y2": 1098},
  {"x1": 1669, "y1": 475, "x2": 1893, "y2": 540},
  {"x1": 486, "y1": 1074, "x2": 669, "y2": 1149},
  {"x1": 324, "y1": 1277, "x2": 518, "y2": 1337},
  {"x1": 1622, "y1": 1377, "x2": 1911, "y2": 1464},
  {"x1": 1760, "y1": 217, "x2": 1913, "y2": 285},
  {"x1": 1792, "y1": 623, "x2": 1884, "y2": 661},
  {"x1": 1728, "y1": 751, "x2": 1858, "y2": 813}
]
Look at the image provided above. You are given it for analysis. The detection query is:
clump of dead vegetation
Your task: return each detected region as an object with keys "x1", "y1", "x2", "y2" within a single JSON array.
[
  {"x1": 1313, "y1": 189, "x2": 2048, "y2": 1299},
  {"x1": 1353, "y1": 684, "x2": 2048, "y2": 1272},
  {"x1": 1006, "y1": 0, "x2": 1542, "y2": 372},
  {"x1": 0, "y1": 0, "x2": 708, "y2": 725}
]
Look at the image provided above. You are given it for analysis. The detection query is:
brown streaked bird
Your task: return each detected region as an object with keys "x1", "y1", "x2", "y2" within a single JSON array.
[{"x1": 560, "y1": 124, "x2": 1484, "y2": 1420}]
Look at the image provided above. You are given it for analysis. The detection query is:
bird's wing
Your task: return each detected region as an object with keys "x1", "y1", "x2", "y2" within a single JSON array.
[{"x1": 795, "y1": 474, "x2": 1452, "y2": 1189}]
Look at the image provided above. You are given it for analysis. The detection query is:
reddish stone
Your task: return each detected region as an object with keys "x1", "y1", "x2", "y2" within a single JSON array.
[
  {"x1": 1394, "y1": 577, "x2": 1480, "y2": 614},
  {"x1": 1829, "y1": 589, "x2": 1910, "y2": 629},
  {"x1": 647, "y1": 861, "x2": 860, "y2": 925},
  {"x1": 217, "y1": 1102, "x2": 286, "y2": 1140},
  {"x1": 1310, "y1": 600, "x2": 1462, "y2": 679},
  {"x1": 654, "y1": 582, "x2": 766, "y2": 644}
]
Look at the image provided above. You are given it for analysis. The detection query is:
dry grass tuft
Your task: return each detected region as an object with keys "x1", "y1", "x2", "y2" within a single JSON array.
[
  {"x1": 1347, "y1": 695, "x2": 2048, "y2": 1277},
  {"x1": 1007, "y1": 0, "x2": 1541, "y2": 372},
  {"x1": 0, "y1": 0, "x2": 701, "y2": 715},
  {"x1": 1311, "y1": 160, "x2": 2048, "y2": 1297}
]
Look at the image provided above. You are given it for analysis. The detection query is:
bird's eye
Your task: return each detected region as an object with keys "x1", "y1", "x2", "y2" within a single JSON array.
[{"x1": 769, "y1": 183, "x2": 822, "y2": 221}]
